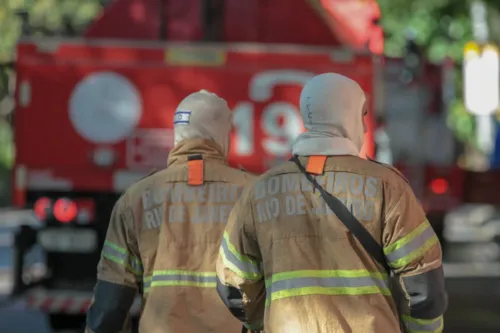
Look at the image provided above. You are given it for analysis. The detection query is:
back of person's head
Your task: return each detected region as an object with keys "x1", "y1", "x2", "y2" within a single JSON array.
[
  {"x1": 293, "y1": 73, "x2": 367, "y2": 155},
  {"x1": 173, "y1": 90, "x2": 232, "y2": 155}
]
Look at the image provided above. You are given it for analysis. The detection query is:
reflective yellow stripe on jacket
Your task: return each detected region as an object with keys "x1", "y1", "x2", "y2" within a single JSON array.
[
  {"x1": 402, "y1": 315, "x2": 444, "y2": 333},
  {"x1": 265, "y1": 269, "x2": 390, "y2": 306},
  {"x1": 101, "y1": 240, "x2": 143, "y2": 277},
  {"x1": 143, "y1": 270, "x2": 217, "y2": 293},
  {"x1": 384, "y1": 220, "x2": 439, "y2": 269},
  {"x1": 219, "y1": 232, "x2": 262, "y2": 280}
]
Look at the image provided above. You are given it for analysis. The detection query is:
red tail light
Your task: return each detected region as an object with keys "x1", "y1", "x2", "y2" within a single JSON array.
[
  {"x1": 33, "y1": 197, "x2": 95, "y2": 223},
  {"x1": 53, "y1": 198, "x2": 78, "y2": 223},
  {"x1": 430, "y1": 178, "x2": 449, "y2": 195},
  {"x1": 34, "y1": 197, "x2": 52, "y2": 220}
]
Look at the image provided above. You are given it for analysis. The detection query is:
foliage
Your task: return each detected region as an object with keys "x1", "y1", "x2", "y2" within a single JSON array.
[
  {"x1": 0, "y1": 0, "x2": 103, "y2": 62},
  {"x1": 0, "y1": 118, "x2": 13, "y2": 169},
  {"x1": 379, "y1": 0, "x2": 500, "y2": 62},
  {"x1": 378, "y1": 0, "x2": 500, "y2": 152}
]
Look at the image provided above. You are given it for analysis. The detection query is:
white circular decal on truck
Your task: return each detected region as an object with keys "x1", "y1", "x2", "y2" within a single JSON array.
[{"x1": 69, "y1": 72, "x2": 143, "y2": 144}]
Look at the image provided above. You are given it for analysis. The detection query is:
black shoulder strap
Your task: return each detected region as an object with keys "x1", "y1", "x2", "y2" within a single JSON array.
[{"x1": 290, "y1": 156, "x2": 390, "y2": 273}]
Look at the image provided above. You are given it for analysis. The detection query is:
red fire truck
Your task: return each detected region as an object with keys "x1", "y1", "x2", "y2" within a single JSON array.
[
  {"x1": 8, "y1": 0, "x2": 384, "y2": 331},
  {"x1": 383, "y1": 56, "x2": 459, "y2": 237}
]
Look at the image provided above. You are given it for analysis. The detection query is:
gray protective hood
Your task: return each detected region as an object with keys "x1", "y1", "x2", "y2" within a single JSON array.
[
  {"x1": 173, "y1": 90, "x2": 232, "y2": 156},
  {"x1": 292, "y1": 73, "x2": 366, "y2": 156}
]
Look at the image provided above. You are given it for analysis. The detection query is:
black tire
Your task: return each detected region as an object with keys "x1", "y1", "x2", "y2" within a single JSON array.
[{"x1": 49, "y1": 314, "x2": 86, "y2": 332}]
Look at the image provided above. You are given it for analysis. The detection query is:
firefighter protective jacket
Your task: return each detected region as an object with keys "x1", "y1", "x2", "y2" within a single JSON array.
[
  {"x1": 216, "y1": 155, "x2": 447, "y2": 333},
  {"x1": 85, "y1": 139, "x2": 256, "y2": 333}
]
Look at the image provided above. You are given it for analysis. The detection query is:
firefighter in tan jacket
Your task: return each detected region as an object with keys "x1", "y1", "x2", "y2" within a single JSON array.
[
  {"x1": 85, "y1": 90, "x2": 256, "y2": 333},
  {"x1": 216, "y1": 73, "x2": 448, "y2": 333}
]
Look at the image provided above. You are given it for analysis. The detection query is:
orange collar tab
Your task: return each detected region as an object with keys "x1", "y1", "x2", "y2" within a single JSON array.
[
  {"x1": 187, "y1": 155, "x2": 204, "y2": 186},
  {"x1": 306, "y1": 155, "x2": 327, "y2": 175}
]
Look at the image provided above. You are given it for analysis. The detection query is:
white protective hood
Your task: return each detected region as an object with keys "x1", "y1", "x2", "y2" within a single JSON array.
[
  {"x1": 292, "y1": 73, "x2": 366, "y2": 156},
  {"x1": 173, "y1": 90, "x2": 233, "y2": 155}
]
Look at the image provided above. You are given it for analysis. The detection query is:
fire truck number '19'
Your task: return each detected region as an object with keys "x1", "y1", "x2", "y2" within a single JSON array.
[
  {"x1": 231, "y1": 70, "x2": 313, "y2": 160},
  {"x1": 232, "y1": 101, "x2": 303, "y2": 156}
]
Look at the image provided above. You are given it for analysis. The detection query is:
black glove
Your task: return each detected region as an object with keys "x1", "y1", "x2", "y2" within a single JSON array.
[{"x1": 242, "y1": 326, "x2": 263, "y2": 333}]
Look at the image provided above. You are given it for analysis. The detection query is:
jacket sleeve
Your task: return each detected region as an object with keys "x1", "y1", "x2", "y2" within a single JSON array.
[
  {"x1": 216, "y1": 187, "x2": 266, "y2": 332},
  {"x1": 382, "y1": 182, "x2": 448, "y2": 333},
  {"x1": 85, "y1": 194, "x2": 142, "y2": 333}
]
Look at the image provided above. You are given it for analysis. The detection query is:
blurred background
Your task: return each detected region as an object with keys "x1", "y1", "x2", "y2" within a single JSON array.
[{"x1": 1, "y1": 0, "x2": 500, "y2": 332}]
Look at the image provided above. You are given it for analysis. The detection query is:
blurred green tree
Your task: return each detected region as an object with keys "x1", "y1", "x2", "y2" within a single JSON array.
[
  {"x1": 378, "y1": 0, "x2": 500, "y2": 152},
  {"x1": 0, "y1": 0, "x2": 103, "y2": 63},
  {"x1": 379, "y1": 0, "x2": 500, "y2": 61}
]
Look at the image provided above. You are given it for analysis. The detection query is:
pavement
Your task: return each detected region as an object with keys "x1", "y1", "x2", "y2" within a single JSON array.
[{"x1": 445, "y1": 276, "x2": 500, "y2": 333}]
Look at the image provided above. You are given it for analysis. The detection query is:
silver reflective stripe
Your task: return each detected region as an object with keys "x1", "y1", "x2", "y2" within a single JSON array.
[
  {"x1": 220, "y1": 237, "x2": 261, "y2": 276},
  {"x1": 269, "y1": 276, "x2": 389, "y2": 293},
  {"x1": 102, "y1": 241, "x2": 142, "y2": 276},
  {"x1": 405, "y1": 316, "x2": 443, "y2": 332},
  {"x1": 102, "y1": 242, "x2": 125, "y2": 259},
  {"x1": 385, "y1": 226, "x2": 436, "y2": 264},
  {"x1": 151, "y1": 274, "x2": 217, "y2": 284},
  {"x1": 144, "y1": 271, "x2": 217, "y2": 290}
]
